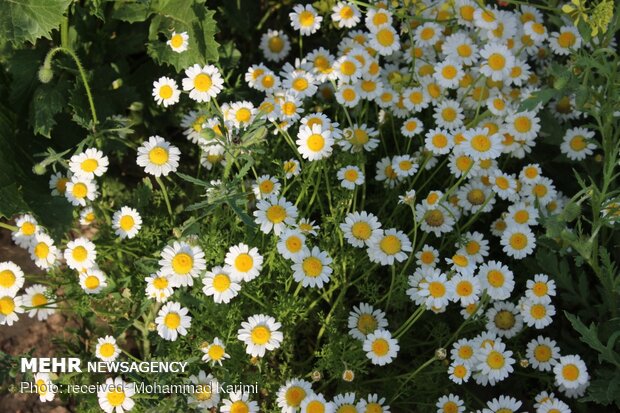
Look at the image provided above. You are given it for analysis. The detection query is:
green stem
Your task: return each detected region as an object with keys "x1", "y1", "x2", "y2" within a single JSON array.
[
  {"x1": 44, "y1": 47, "x2": 98, "y2": 129},
  {"x1": 0, "y1": 222, "x2": 18, "y2": 232},
  {"x1": 155, "y1": 176, "x2": 173, "y2": 217}
]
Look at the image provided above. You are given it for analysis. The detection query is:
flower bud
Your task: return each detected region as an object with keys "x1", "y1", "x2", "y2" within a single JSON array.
[{"x1": 38, "y1": 66, "x2": 54, "y2": 83}]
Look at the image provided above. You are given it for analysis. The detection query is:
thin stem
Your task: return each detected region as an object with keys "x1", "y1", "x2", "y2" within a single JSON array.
[
  {"x1": 155, "y1": 176, "x2": 173, "y2": 217},
  {"x1": 0, "y1": 222, "x2": 18, "y2": 232}
]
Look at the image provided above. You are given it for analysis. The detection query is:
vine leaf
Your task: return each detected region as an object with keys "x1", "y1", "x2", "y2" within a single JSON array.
[{"x1": 0, "y1": 0, "x2": 72, "y2": 44}]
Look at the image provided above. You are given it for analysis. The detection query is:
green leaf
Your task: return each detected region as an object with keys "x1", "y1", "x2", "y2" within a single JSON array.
[
  {"x1": 30, "y1": 78, "x2": 71, "y2": 138},
  {"x1": 110, "y1": 1, "x2": 153, "y2": 23},
  {"x1": 0, "y1": 0, "x2": 72, "y2": 44},
  {"x1": 583, "y1": 368, "x2": 620, "y2": 408},
  {"x1": 565, "y1": 312, "x2": 620, "y2": 367},
  {"x1": 146, "y1": 0, "x2": 219, "y2": 72},
  {"x1": 518, "y1": 88, "x2": 557, "y2": 112}
]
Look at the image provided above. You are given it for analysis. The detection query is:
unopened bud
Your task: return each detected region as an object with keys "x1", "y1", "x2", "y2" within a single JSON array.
[
  {"x1": 435, "y1": 348, "x2": 447, "y2": 360},
  {"x1": 38, "y1": 66, "x2": 54, "y2": 83},
  {"x1": 33, "y1": 163, "x2": 47, "y2": 175},
  {"x1": 311, "y1": 370, "x2": 321, "y2": 382},
  {"x1": 519, "y1": 358, "x2": 529, "y2": 368},
  {"x1": 342, "y1": 369, "x2": 355, "y2": 382}
]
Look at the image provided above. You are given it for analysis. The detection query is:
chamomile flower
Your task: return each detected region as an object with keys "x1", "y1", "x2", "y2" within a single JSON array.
[
  {"x1": 276, "y1": 378, "x2": 313, "y2": 413},
  {"x1": 136, "y1": 135, "x2": 180, "y2": 177},
  {"x1": 434, "y1": 100, "x2": 465, "y2": 130},
  {"x1": 391, "y1": 155, "x2": 418, "y2": 178},
  {"x1": 490, "y1": 170, "x2": 518, "y2": 200},
  {"x1": 167, "y1": 31, "x2": 189, "y2": 52},
  {"x1": 290, "y1": 4, "x2": 322, "y2": 36},
  {"x1": 522, "y1": 177, "x2": 557, "y2": 206},
  {"x1": 336, "y1": 82, "x2": 362, "y2": 107},
  {"x1": 112, "y1": 206, "x2": 142, "y2": 239},
  {"x1": 332, "y1": 392, "x2": 357, "y2": 413},
  {"x1": 182, "y1": 64, "x2": 224, "y2": 102},
  {"x1": 237, "y1": 313, "x2": 283, "y2": 357},
  {"x1": 187, "y1": 371, "x2": 220, "y2": 409},
  {"x1": 340, "y1": 211, "x2": 382, "y2": 248},
  {"x1": 418, "y1": 271, "x2": 452, "y2": 308},
  {"x1": 369, "y1": 25, "x2": 400, "y2": 56},
  {"x1": 340, "y1": 124, "x2": 379, "y2": 153},
  {"x1": 448, "y1": 361, "x2": 472, "y2": 384},
  {"x1": 485, "y1": 301, "x2": 523, "y2": 339},
  {"x1": 332, "y1": 2, "x2": 361, "y2": 28},
  {"x1": 252, "y1": 175, "x2": 281, "y2": 200},
  {"x1": 69, "y1": 148, "x2": 109, "y2": 179},
  {"x1": 283, "y1": 158, "x2": 301, "y2": 178},
  {"x1": 425, "y1": 128, "x2": 454, "y2": 155},
  {"x1": 525, "y1": 274, "x2": 556, "y2": 302},
  {"x1": 337, "y1": 165, "x2": 365, "y2": 190},
  {"x1": 159, "y1": 241, "x2": 206, "y2": 287},
  {"x1": 416, "y1": 245, "x2": 440, "y2": 268},
  {"x1": 297, "y1": 218, "x2": 319, "y2": 235},
  {"x1": 348, "y1": 302, "x2": 388, "y2": 341},
  {"x1": 95, "y1": 335, "x2": 121, "y2": 361},
  {"x1": 442, "y1": 32, "x2": 479, "y2": 65},
  {"x1": 156, "y1": 301, "x2": 191, "y2": 341},
  {"x1": 526, "y1": 336, "x2": 560, "y2": 372},
  {"x1": 363, "y1": 329, "x2": 399, "y2": 366},
  {"x1": 356, "y1": 394, "x2": 389, "y2": 413},
  {"x1": 145, "y1": 272, "x2": 174, "y2": 302},
  {"x1": 450, "y1": 273, "x2": 481, "y2": 306},
  {"x1": 254, "y1": 195, "x2": 298, "y2": 236},
  {"x1": 560, "y1": 127, "x2": 596, "y2": 161},
  {"x1": 501, "y1": 225, "x2": 536, "y2": 259},
  {"x1": 284, "y1": 70, "x2": 317, "y2": 98},
  {"x1": 296, "y1": 124, "x2": 334, "y2": 161},
  {"x1": 79, "y1": 269, "x2": 108, "y2": 294},
  {"x1": 461, "y1": 127, "x2": 502, "y2": 160},
  {"x1": 202, "y1": 266, "x2": 241, "y2": 304},
  {"x1": 28, "y1": 233, "x2": 58, "y2": 270},
  {"x1": 22, "y1": 284, "x2": 55, "y2": 321},
  {"x1": 275, "y1": 228, "x2": 305, "y2": 261},
  {"x1": 261, "y1": 30, "x2": 291, "y2": 62},
  {"x1": 0, "y1": 294, "x2": 23, "y2": 326},
  {"x1": 152, "y1": 76, "x2": 180, "y2": 107},
  {"x1": 447, "y1": 251, "x2": 478, "y2": 276},
  {"x1": 476, "y1": 340, "x2": 515, "y2": 383},
  {"x1": 506, "y1": 110, "x2": 540, "y2": 141},
  {"x1": 65, "y1": 237, "x2": 97, "y2": 271},
  {"x1": 65, "y1": 176, "x2": 98, "y2": 207},
  {"x1": 225, "y1": 243, "x2": 263, "y2": 282},
  {"x1": 33, "y1": 372, "x2": 55, "y2": 402},
  {"x1": 436, "y1": 394, "x2": 465, "y2": 413},
  {"x1": 480, "y1": 44, "x2": 515, "y2": 81},
  {"x1": 97, "y1": 377, "x2": 135, "y2": 413},
  {"x1": 553, "y1": 355, "x2": 589, "y2": 389},
  {"x1": 549, "y1": 26, "x2": 582, "y2": 55},
  {"x1": 401, "y1": 117, "x2": 423, "y2": 137},
  {"x1": 434, "y1": 61, "x2": 465, "y2": 89},
  {"x1": 292, "y1": 246, "x2": 333, "y2": 288},
  {"x1": 482, "y1": 396, "x2": 522, "y2": 413},
  {"x1": 49, "y1": 171, "x2": 70, "y2": 196},
  {"x1": 367, "y1": 228, "x2": 412, "y2": 266},
  {"x1": 414, "y1": 22, "x2": 442, "y2": 47},
  {"x1": 335, "y1": 55, "x2": 363, "y2": 83},
  {"x1": 478, "y1": 260, "x2": 515, "y2": 300},
  {"x1": 201, "y1": 337, "x2": 230, "y2": 366},
  {"x1": 522, "y1": 298, "x2": 555, "y2": 329},
  {"x1": 300, "y1": 393, "x2": 335, "y2": 413},
  {"x1": 537, "y1": 399, "x2": 571, "y2": 413},
  {"x1": 451, "y1": 338, "x2": 477, "y2": 366},
  {"x1": 416, "y1": 204, "x2": 457, "y2": 237}
]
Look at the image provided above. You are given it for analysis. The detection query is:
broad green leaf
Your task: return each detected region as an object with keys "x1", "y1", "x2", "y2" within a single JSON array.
[
  {"x1": 565, "y1": 312, "x2": 620, "y2": 367},
  {"x1": 110, "y1": 1, "x2": 153, "y2": 23},
  {"x1": 583, "y1": 368, "x2": 620, "y2": 408},
  {"x1": 147, "y1": 0, "x2": 219, "y2": 72},
  {"x1": 0, "y1": 0, "x2": 72, "y2": 44},
  {"x1": 30, "y1": 78, "x2": 71, "y2": 138}
]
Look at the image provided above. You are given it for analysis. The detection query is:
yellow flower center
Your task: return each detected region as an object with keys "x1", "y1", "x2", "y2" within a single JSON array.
[
  {"x1": 514, "y1": 116, "x2": 532, "y2": 133},
  {"x1": 302, "y1": 256, "x2": 323, "y2": 277},
  {"x1": 371, "y1": 338, "x2": 390, "y2": 356},
  {"x1": 534, "y1": 344, "x2": 551, "y2": 361},
  {"x1": 443, "y1": 401, "x2": 459, "y2": 413},
  {"x1": 268, "y1": 36, "x2": 284, "y2": 52},
  {"x1": 376, "y1": 28, "x2": 394, "y2": 46},
  {"x1": 342, "y1": 88, "x2": 356, "y2": 101},
  {"x1": 56, "y1": 177, "x2": 68, "y2": 193},
  {"x1": 235, "y1": 108, "x2": 252, "y2": 123},
  {"x1": 72, "y1": 183, "x2": 88, "y2": 199},
  {"x1": 84, "y1": 275, "x2": 100, "y2": 290},
  {"x1": 432, "y1": 133, "x2": 448, "y2": 148},
  {"x1": 457, "y1": 44, "x2": 472, "y2": 57},
  {"x1": 230, "y1": 401, "x2": 250, "y2": 413},
  {"x1": 0, "y1": 296, "x2": 15, "y2": 315},
  {"x1": 307, "y1": 400, "x2": 326, "y2": 413},
  {"x1": 425, "y1": 210, "x2": 444, "y2": 227},
  {"x1": 149, "y1": 147, "x2": 169, "y2": 165},
  {"x1": 471, "y1": 134, "x2": 491, "y2": 152},
  {"x1": 562, "y1": 364, "x2": 579, "y2": 381},
  {"x1": 170, "y1": 33, "x2": 184, "y2": 48},
  {"x1": 509, "y1": 233, "x2": 528, "y2": 250},
  {"x1": 513, "y1": 210, "x2": 529, "y2": 224},
  {"x1": 31, "y1": 293, "x2": 47, "y2": 307},
  {"x1": 107, "y1": 389, "x2": 126, "y2": 407},
  {"x1": 557, "y1": 31, "x2": 576, "y2": 48},
  {"x1": 487, "y1": 270, "x2": 505, "y2": 287},
  {"x1": 442, "y1": 107, "x2": 457, "y2": 121},
  {"x1": 532, "y1": 281, "x2": 548, "y2": 296},
  {"x1": 285, "y1": 236, "x2": 303, "y2": 253},
  {"x1": 193, "y1": 73, "x2": 212, "y2": 92},
  {"x1": 372, "y1": 12, "x2": 388, "y2": 26},
  {"x1": 530, "y1": 303, "x2": 546, "y2": 319},
  {"x1": 208, "y1": 344, "x2": 225, "y2": 360},
  {"x1": 357, "y1": 313, "x2": 377, "y2": 334},
  {"x1": 428, "y1": 281, "x2": 446, "y2": 298},
  {"x1": 153, "y1": 276, "x2": 168, "y2": 290},
  {"x1": 488, "y1": 53, "x2": 506, "y2": 70},
  {"x1": 340, "y1": 61, "x2": 356, "y2": 76},
  {"x1": 212, "y1": 274, "x2": 231, "y2": 292},
  {"x1": 172, "y1": 253, "x2": 193, "y2": 274},
  {"x1": 307, "y1": 133, "x2": 325, "y2": 151},
  {"x1": 420, "y1": 27, "x2": 435, "y2": 41},
  {"x1": 379, "y1": 235, "x2": 401, "y2": 255},
  {"x1": 460, "y1": 5, "x2": 474, "y2": 21},
  {"x1": 34, "y1": 242, "x2": 49, "y2": 259},
  {"x1": 99, "y1": 343, "x2": 116, "y2": 358},
  {"x1": 441, "y1": 66, "x2": 457, "y2": 79},
  {"x1": 458, "y1": 345, "x2": 473, "y2": 359},
  {"x1": 81, "y1": 158, "x2": 99, "y2": 173},
  {"x1": 234, "y1": 253, "x2": 253, "y2": 272},
  {"x1": 420, "y1": 251, "x2": 435, "y2": 264},
  {"x1": 340, "y1": 6, "x2": 354, "y2": 19},
  {"x1": 299, "y1": 10, "x2": 315, "y2": 27},
  {"x1": 251, "y1": 325, "x2": 271, "y2": 344},
  {"x1": 292, "y1": 77, "x2": 308, "y2": 92},
  {"x1": 456, "y1": 280, "x2": 473, "y2": 297},
  {"x1": 282, "y1": 101, "x2": 297, "y2": 116},
  {"x1": 285, "y1": 386, "x2": 306, "y2": 407},
  {"x1": 164, "y1": 312, "x2": 181, "y2": 329},
  {"x1": 159, "y1": 85, "x2": 173, "y2": 99},
  {"x1": 494, "y1": 310, "x2": 516, "y2": 329},
  {"x1": 72, "y1": 246, "x2": 88, "y2": 262},
  {"x1": 486, "y1": 350, "x2": 505, "y2": 369},
  {"x1": 344, "y1": 169, "x2": 359, "y2": 182},
  {"x1": 119, "y1": 215, "x2": 135, "y2": 231},
  {"x1": 570, "y1": 136, "x2": 587, "y2": 151},
  {"x1": 467, "y1": 189, "x2": 485, "y2": 205}
]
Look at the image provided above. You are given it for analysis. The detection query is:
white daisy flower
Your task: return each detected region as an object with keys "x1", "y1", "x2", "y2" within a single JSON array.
[
  {"x1": 391, "y1": 155, "x2": 419, "y2": 178},
  {"x1": 482, "y1": 395, "x2": 522, "y2": 413},
  {"x1": 485, "y1": 301, "x2": 523, "y2": 339},
  {"x1": 225, "y1": 243, "x2": 263, "y2": 282},
  {"x1": 292, "y1": 246, "x2": 333, "y2": 288},
  {"x1": 537, "y1": 399, "x2": 571, "y2": 413},
  {"x1": 112, "y1": 206, "x2": 142, "y2": 239},
  {"x1": 152, "y1": 76, "x2": 180, "y2": 107},
  {"x1": 276, "y1": 378, "x2": 313, "y2": 412},
  {"x1": 201, "y1": 337, "x2": 230, "y2": 366},
  {"x1": 418, "y1": 271, "x2": 452, "y2": 309},
  {"x1": 560, "y1": 127, "x2": 596, "y2": 161},
  {"x1": 0, "y1": 294, "x2": 23, "y2": 326},
  {"x1": 461, "y1": 127, "x2": 502, "y2": 160},
  {"x1": 159, "y1": 241, "x2": 206, "y2": 287},
  {"x1": 79, "y1": 268, "x2": 107, "y2": 294},
  {"x1": 187, "y1": 371, "x2": 220, "y2": 409},
  {"x1": 505, "y1": 110, "x2": 540, "y2": 141},
  {"x1": 167, "y1": 31, "x2": 189, "y2": 52},
  {"x1": 332, "y1": 2, "x2": 361, "y2": 28},
  {"x1": 367, "y1": 228, "x2": 412, "y2": 266},
  {"x1": 277, "y1": 228, "x2": 306, "y2": 261},
  {"x1": 260, "y1": 30, "x2": 291, "y2": 62},
  {"x1": 332, "y1": 392, "x2": 357, "y2": 412},
  {"x1": 479, "y1": 43, "x2": 515, "y2": 81},
  {"x1": 449, "y1": 273, "x2": 481, "y2": 306},
  {"x1": 145, "y1": 272, "x2": 174, "y2": 303},
  {"x1": 356, "y1": 393, "x2": 389, "y2": 413},
  {"x1": 433, "y1": 60, "x2": 464, "y2": 89},
  {"x1": 340, "y1": 211, "x2": 382, "y2": 249},
  {"x1": 182, "y1": 64, "x2": 224, "y2": 102},
  {"x1": 525, "y1": 273, "x2": 556, "y2": 303},
  {"x1": 49, "y1": 171, "x2": 70, "y2": 196},
  {"x1": 526, "y1": 335, "x2": 560, "y2": 372},
  {"x1": 553, "y1": 355, "x2": 589, "y2": 389},
  {"x1": 237, "y1": 313, "x2": 283, "y2": 357},
  {"x1": 501, "y1": 225, "x2": 536, "y2": 259},
  {"x1": 69, "y1": 148, "x2": 109, "y2": 180},
  {"x1": 369, "y1": 25, "x2": 400, "y2": 56},
  {"x1": 28, "y1": 233, "x2": 58, "y2": 270},
  {"x1": 521, "y1": 298, "x2": 555, "y2": 329},
  {"x1": 289, "y1": 4, "x2": 322, "y2": 36},
  {"x1": 348, "y1": 302, "x2": 388, "y2": 341},
  {"x1": 300, "y1": 393, "x2": 335, "y2": 413},
  {"x1": 401, "y1": 117, "x2": 424, "y2": 138},
  {"x1": 436, "y1": 394, "x2": 465, "y2": 413},
  {"x1": 296, "y1": 124, "x2": 334, "y2": 161},
  {"x1": 477, "y1": 260, "x2": 515, "y2": 300},
  {"x1": 549, "y1": 26, "x2": 582, "y2": 55},
  {"x1": 337, "y1": 165, "x2": 365, "y2": 189},
  {"x1": 155, "y1": 301, "x2": 191, "y2": 341},
  {"x1": 253, "y1": 195, "x2": 298, "y2": 236},
  {"x1": 64, "y1": 237, "x2": 97, "y2": 271},
  {"x1": 65, "y1": 176, "x2": 98, "y2": 207},
  {"x1": 340, "y1": 124, "x2": 379, "y2": 153},
  {"x1": 202, "y1": 266, "x2": 241, "y2": 304},
  {"x1": 363, "y1": 329, "x2": 399, "y2": 366},
  {"x1": 97, "y1": 377, "x2": 135, "y2": 413},
  {"x1": 283, "y1": 158, "x2": 301, "y2": 179},
  {"x1": 22, "y1": 284, "x2": 55, "y2": 321},
  {"x1": 476, "y1": 340, "x2": 515, "y2": 383},
  {"x1": 335, "y1": 82, "x2": 362, "y2": 108},
  {"x1": 95, "y1": 335, "x2": 121, "y2": 362},
  {"x1": 33, "y1": 372, "x2": 55, "y2": 402},
  {"x1": 414, "y1": 22, "x2": 442, "y2": 47},
  {"x1": 136, "y1": 135, "x2": 181, "y2": 177}
]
